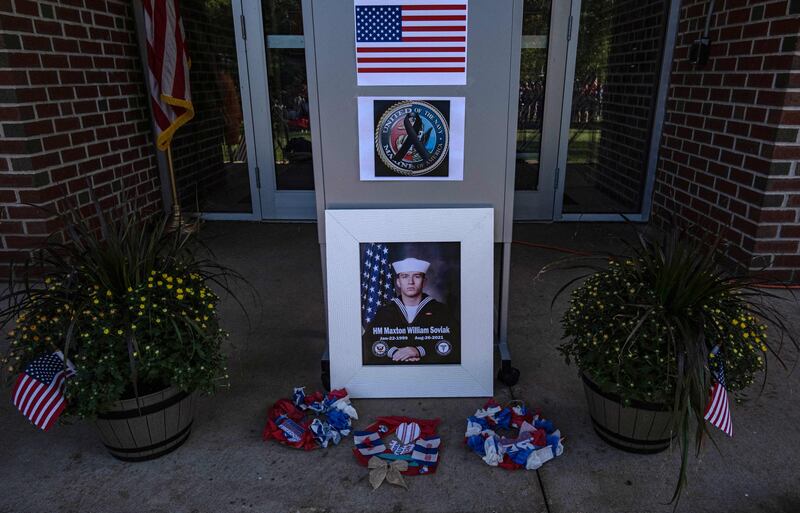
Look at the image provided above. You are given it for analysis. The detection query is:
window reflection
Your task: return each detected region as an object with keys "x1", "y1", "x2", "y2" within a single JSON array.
[
  {"x1": 171, "y1": 0, "x2": 252, "y2": 213},
  {"x1": 262, "y1": 0, "x2": 314, "y2": 190},
  {"x1": 515, "y1": 0, "x2": 551, "y2": 191},
  {"x1": 562, "y1": 0, "x2": 666, "y2": 214}
]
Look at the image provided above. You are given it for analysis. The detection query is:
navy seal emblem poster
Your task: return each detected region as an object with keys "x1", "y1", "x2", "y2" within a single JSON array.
[
  {"x1": 359, "y1": 242, "x2": 461, "y2": 365},
  {"x1": 358, "y1": 97, "x2": 465, "y2": 181}
]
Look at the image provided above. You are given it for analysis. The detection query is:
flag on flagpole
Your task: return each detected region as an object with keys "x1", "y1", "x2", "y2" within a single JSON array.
[
  {"x1": 354, "y1": 0, "x2": 469, "y2": 86},
  {"x1": 143, "y1": 0, "x2": 194, "y2": 151},
  {"x1": 704, "y1": 346, "x2": 733, "y2": 437},
  {"x1": 361, "y1": 243, "x2": 395, "y2": 327},
  {"x1": 12, "y1": 352, "x2": 76, "y2": 431}
]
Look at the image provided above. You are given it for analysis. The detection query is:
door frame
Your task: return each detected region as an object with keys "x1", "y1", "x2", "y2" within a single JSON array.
[
  {"x1": 201, "y1": 0, "x2": 262, "y2": 222},
  {"x1": 514, "y1": 0, "x2": 679, "y2": 222},
  {"x1": 553, "y1": 0, "x2": 681, "y2": 222},
  {"x1": 242, "y1": 0, "x2": 316, "y2": 220},
  {"x1": 203, "y1": 0, "x2": 316, "y2": 221},
  {"x1": 512, "y1": 0, "x2": 573, "y2": 220}
]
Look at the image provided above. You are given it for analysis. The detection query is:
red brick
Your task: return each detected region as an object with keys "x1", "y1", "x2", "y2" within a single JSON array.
[
  {"x1": 752, "y1": 38, "x2": 781, "y2": 54},
  {"x1": 752, "y1": 240, "x2": 798, "y2": 254},
  {"x1": 770, "y1": 146, "x2": 800, "y2": 160},
  {"x1": 42, "y1": 134, "x2": 70, "y2": 151},
  {"x1": 772, "y1": 255, "x2": 800, "y2": 268},
  {"x1": 764, "y1": 54, "x2": 799, "y2": 71},
  {"x1": 63, "y1": 23, "x2": 88, "y2": 39},
  {"x1": 0, "y1": 13, "x2": 33, "y2": 31},
  {"x1": 29, "y1": 70, "x2": 59, "y2": 85},
  {"x1": 55, "y1": 6, "x2": 82, "y2": 23},
  {"x1": 33, "y1": 19, "x2": 62, "y2": 36},
  {"x1": 769, "y1": 18, "x2": 800, "y2": 36},
  {"x1": 13, "y1": 0, "x2": 37, "y2": 15},
  {"x1": 21, "y1": 35, "x2": 52, "y2": 51},
  {"x1": 780, "y1": 225, "x2": 800, "y2": 238},
  {"x1": 41, "y1": 54, "x2": 69, "y2": 68},
  {"x1": 5, "y1": 236, "x2": 49, "y2": 249},
  {"x1": 51, "y1": 37, "x2": 79, "y2": 52},
  {"x1": 6, "y1": 52, "x2": 40, "y2": 68}
]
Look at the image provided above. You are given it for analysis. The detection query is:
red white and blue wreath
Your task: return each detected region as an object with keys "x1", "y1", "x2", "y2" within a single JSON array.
[
  {"x1": 353, "y1": 416, "x2": 441, "y2": 476},
  {"x1": 263, "y1": 387, "x2": 358, "y2": 450},
  {"x1": 464, "y1": 400, "x2": 564, "y2": 470}
]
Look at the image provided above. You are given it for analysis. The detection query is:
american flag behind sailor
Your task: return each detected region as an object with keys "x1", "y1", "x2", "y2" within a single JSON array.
[{"x1": 361, "y1": 243, "x2": 396, "y2": 328}]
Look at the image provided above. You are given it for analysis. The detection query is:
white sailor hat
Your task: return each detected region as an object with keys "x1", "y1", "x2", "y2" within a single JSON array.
[{"x1": 392, "y1": 257, "x2": 430, "y2": 274}]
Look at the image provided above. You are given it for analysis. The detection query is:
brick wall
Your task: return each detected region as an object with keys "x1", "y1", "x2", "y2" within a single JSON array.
[
  {"x1": 0, "y1": 0, "x2": 161, "y2": 275},
  {"x1": 653, "y1": 0, "x2": 800, "y2": 281},
  {"x1": 594, "y1": 0, "x2": 666, "y2": 212}
]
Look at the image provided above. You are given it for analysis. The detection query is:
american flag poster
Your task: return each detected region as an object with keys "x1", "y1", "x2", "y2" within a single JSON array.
[{"x1": 354, "y1": 0, "x2": 469, "y2": 86}]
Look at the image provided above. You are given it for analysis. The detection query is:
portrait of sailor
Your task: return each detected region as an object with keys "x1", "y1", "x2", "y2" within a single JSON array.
[{"x1": 363, "y1": 257, "x2": 459, "y2": 365}]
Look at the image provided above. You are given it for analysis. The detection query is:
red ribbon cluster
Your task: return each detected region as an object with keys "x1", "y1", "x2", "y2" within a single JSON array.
[
  {"x1": 262, "y1": 389, "x2": 348, "y2": 451},
  {"x1": 352, "y1": 416, "x2": 441, "y2": 476}
]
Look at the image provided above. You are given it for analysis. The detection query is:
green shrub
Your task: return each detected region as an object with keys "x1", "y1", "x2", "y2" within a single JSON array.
[{"x1": 2, "y1": 203, "x2": 247, "y2": 419}]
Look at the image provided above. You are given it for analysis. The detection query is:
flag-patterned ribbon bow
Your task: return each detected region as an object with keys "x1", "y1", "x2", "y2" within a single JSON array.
[{"x1": 368, "y1": 456, "x2": 408, "y2": 490}]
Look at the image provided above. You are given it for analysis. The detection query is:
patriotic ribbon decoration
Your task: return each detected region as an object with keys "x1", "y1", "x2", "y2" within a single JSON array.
[
  {"x1": 143, "y1": 0, "x2": 195, "y2": 151},
  {"x1": 353, "y1": 416, "x2": 441, "y2": 476},
  {"x1": 368, "y1": 457, "x2": 409, "y2": 490},
  {"x1": 704, "y1": 346, "x2": 733, "y2": 437},
  {"x1": 263, "y1": 387, "x2": 358, "y2": 450},
  {"x1": 464, "y1": 400, "x2": 564, "y2": 470},
  {"x1": 12, "y1": 351, "x2": 76, "y2": 431}
]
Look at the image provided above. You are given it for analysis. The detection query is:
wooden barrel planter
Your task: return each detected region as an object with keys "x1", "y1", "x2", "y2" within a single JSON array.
[
  {"x1": 581, "y1": 374, "x2": 674, "y2": 454},
  {"x1": 95, "y1": 386, "x2": 196, "y2": 462}
]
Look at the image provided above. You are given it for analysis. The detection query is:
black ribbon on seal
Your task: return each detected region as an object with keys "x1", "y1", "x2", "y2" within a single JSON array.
[{"x1": 393, "y1": 112, "x2": 432, "y2": 162}]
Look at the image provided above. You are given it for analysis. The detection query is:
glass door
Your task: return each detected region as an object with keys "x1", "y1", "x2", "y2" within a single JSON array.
[
  {"x1": 553, "y1": 0, "x2": 669, "y2": 219},
  {"x1": 512, "y1": 0, "x2": 572, "y2": 220},
  {"x1": 241, "y1": 0, "x2": 316, "y2": 220},
  {"x1": 172, "y1": 0, "x2": 261, "y2": 220}
]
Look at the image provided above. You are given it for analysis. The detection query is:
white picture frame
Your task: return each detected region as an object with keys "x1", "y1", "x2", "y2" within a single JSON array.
[
  {"x1": 325, "y1": 208, "x2": 493, "y2": 398},
  {"x1": 358, "y1": 97, "x2": 466, "y2": 181}
]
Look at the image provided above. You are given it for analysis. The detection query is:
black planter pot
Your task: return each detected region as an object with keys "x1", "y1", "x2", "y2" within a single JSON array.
[
  {"x1": 581, "y1": 373, "x2": 674, "y2": 454},
  {"x1": 95, "y1": 386, "x2": 196, "y2": 462}
]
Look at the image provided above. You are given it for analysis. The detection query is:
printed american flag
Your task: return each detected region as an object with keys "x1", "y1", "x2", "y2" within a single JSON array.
[
  {"x1": 12, "y1": 352, "x2": 76, "y2": 431},
  {"x1": 354, "y1": 0, "x2": 468, "y2": 86},
  {"x1": 143, "y1": 0, "x2": 195, "y2": 151},
  {"x1": 704, "y1": 346, "x2": 733, "y2": 437},
  {"x1": 361, "y1": 243, "x2": 395, "y2": 326}
]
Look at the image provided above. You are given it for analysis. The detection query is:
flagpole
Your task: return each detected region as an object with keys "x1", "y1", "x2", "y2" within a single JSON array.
[{"x1": 165, "y1": 143, "x2": 196, "y2": 234}]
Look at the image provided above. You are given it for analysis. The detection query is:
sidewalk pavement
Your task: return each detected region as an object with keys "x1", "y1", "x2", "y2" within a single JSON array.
[{"x1": 1, "y1": 221, "x2": 798, "y2": 513}]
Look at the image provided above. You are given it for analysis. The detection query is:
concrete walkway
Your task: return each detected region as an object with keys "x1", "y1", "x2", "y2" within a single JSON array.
[{"x1": 1, "y1": 221, "x2": 798, "y2": 513}]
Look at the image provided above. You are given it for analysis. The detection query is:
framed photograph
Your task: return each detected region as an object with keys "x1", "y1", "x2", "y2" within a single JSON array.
[
  {"x1": 358, "y1": 97, "x2": 466, "y2": 181},
  {"x1": 325, "y1": 208, "x2": 493, "y2": 397}
]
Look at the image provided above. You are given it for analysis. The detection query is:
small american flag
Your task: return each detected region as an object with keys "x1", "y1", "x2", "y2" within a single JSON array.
[
  {"x1": 361, "y1": 243, "x2": 395, "y2": 326},
  {"x1": 354, "y1": 0, "x2": 468, "y2": 86},
  {"x1": 12, "y1": 352, "x2": 76, "y2": 431},
  {"x1": 704, "y1": 346, "x2": 733, "y2": 437}
]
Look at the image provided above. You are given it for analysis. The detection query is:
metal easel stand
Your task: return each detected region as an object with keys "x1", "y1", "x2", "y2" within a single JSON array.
[
  {"x1": 321, "y1": 347, "x2": 331, "y2": 391},
  {"x1": 497, "y1": 241, "x2": 520, "y2": 386}
]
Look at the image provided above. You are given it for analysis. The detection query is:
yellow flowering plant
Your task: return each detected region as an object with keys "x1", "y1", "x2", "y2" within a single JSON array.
[
  {"x1": 1, "y1": 202, "x2": 248, "y2": 419},
  {"x1": 553, "y1": 227, "x2": 797, "y2": 506}
]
